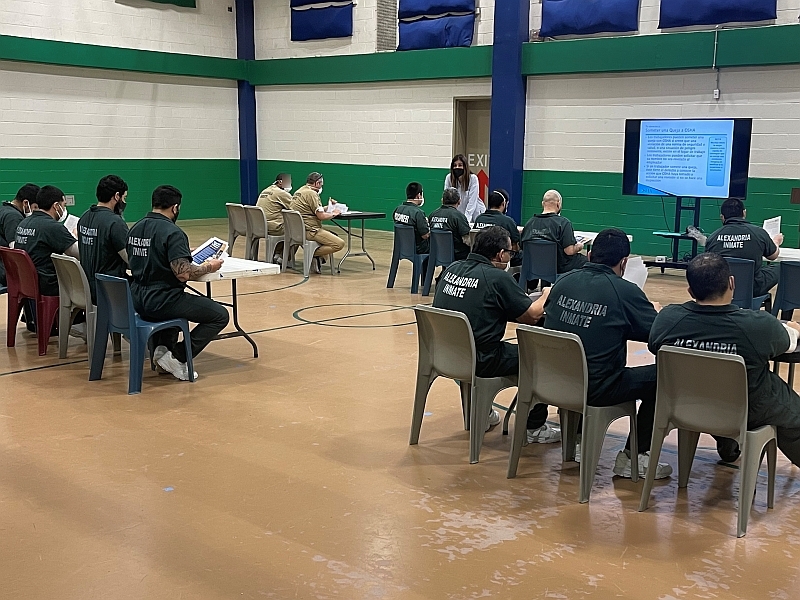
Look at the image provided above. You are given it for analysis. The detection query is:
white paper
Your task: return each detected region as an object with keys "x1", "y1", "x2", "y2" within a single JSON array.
[
  {"x1": 763, "y1": 216, "x2": 781, "y2": 237},
  {"x1": 63, "y1": 213, "x2": 79, "y2": 237},
  {"x1": 327, "y1": 202, "x2": 348, "y2": 214},
  {"x1": 623, "y1": 256, "x2": 648, "y2": 290}
]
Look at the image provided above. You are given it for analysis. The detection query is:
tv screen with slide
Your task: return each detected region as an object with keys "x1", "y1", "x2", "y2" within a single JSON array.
[{"x1": 622, "y1": 118, "x2": 752, "y2": 198}]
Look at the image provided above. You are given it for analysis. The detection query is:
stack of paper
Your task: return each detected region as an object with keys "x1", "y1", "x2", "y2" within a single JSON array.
[{"x1": 763, "y1": 216, "x2": 781, "y2": 237}]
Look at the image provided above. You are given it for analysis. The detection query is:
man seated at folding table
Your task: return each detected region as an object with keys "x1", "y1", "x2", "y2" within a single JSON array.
[
  {"x1": 78, "y1": 175, "x2": 130, "y2": 307},
  {"x1": 289, "y1": 172, "x2": 345, "y2": 271},
  {"x1": 705, "y1": 198, "x2": 782, "y2": 298},
  {"x1": 432, "y1": 225, "x2": 558, "y2": 442},
  {"x1": 429, "y1": 188, "x2": 471, "y2": 261},
  {"x1": 393, "y1": 181, "x2": 430, "y2": 254},
  {"x1": 543, "y1": 228, "x2": 672, "y2": 479},
  {"x1": 127, "y1": 185, "x2": 228, "y2": 382},
  {"x1": 256, "y1": 173, "x2": 293, "y2": 262},
  {"x1": 474, "y1": 189, "x2": 521, "y2": 267},
  {"x1": 649, "y1": 252, "x2": 800, "y2": 467},
  {"x1": 521, "y1": 189, "x2": 587, "y2": 276}
]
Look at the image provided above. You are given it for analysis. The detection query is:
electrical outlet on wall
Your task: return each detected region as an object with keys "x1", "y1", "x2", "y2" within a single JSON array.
[{"x1": 64, "y1": 195, "x2": 75, "y2": 206}]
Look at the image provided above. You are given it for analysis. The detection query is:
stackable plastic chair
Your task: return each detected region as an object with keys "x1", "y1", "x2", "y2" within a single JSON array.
[
  {"x1": 51, "y1": 254, "x2": 96, "y2": 361},
  {"x1": 639, "y1": 346, "x2": 777, "y2": 537},
  {"x1": 0, "y1": 247, "x2": 60, "y2": 356},
  {"x1": 243, "y1": 205, "x2": 282, "y2": 262},
  {"x1": 468, "y1": 228, "x2": 481, "y2": 249},
  {"x1": 89, "y1": 274, "x2": 194, "y2": 395},
  {"x1": 387, "y1": 224, "x2": 428, "y2": 294},
  {"x1": 771, "y1": 260, "x2": 800, "y2": 319},
  {"x1": 518, "y1": 240, "x2": 558, "y2": 291},
  {"x1": 725, "y1": 257, "x2": 771, "y2": 311},
  {"x1": 225, "y1": 203, "x2": 247, "y2": 258},
  {"x1": 507, "y1": 326, "x2": 638, "y2": 503},
  {"x1": 421, "y1": 230, "x2": 455, "y2": 296},
  {"x1": 410, "y1": 305, "x2": 517, "y2": 464},
  {"x1": 280, "y1": 209, "x2": 333, "y2": 276}
]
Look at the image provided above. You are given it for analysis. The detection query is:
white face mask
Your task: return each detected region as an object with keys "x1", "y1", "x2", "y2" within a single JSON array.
[
  {"x1": 317, "y1": 187, "x2": 323, "y2": 197},
  {"x1": 23, "y1": 201, "x2": 32, "y2": 218},
  {"x1": 283, "y1": 186, "x2": 292, "y2": 193},
  {"x1": 419, "y1": 196, "x2": 425, "y2": 207},
  {"x1": 56, "y1": 203, "x2": 67, "y2": 222}
]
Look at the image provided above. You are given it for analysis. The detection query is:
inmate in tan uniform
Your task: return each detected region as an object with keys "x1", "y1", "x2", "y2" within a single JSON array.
[
  {"x1": 289, "y1": 185, "x2": 345, "y2": 257},
  {"x1": 256, "y1": 184, "x2": 292, "y2": 236}
]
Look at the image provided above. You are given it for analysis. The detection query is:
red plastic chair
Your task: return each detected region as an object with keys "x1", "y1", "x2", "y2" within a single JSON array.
[{"x1": 0, "y1": 247, "x2": 60, "y2": 356}]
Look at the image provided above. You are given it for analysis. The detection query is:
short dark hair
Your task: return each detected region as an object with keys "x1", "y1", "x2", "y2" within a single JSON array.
[
  {"x1": 306, "y1": 172, "x2": 323, "y2": 185},
  {"x1": 35, "y1": 185, "x2": 65, "y2": 211},
  {"x1": 152, "y1": 185, "x2": 182, "y2": 210},
  {"x1": 473, "y1": 226, "x2": 511, "y2": 260},
  {"x1": 487, "y1": 189, "x2": 509, "y2": 209},
  {"x1": 721, "y1": 198, "x2": 745, "y2": 221},
  {"x1": 442, "y1": 188, "x2": 460, "y2": 206},
  {"x1": 590, "y1": 228, "x2": 630, "y2": 267},
  {"x1": 96, "y1": 175, "x2": 128, "y2": 204},
  {"x1": 406, "y1": 182, "x2": 423, "y2": 200},
  {"x1": 275, "y1": 173, "x2": 291, "y2": 183},
  {"x1": 687, "y1": 252, "x2": 731, "y2": 301},
  {"x1": 15, "y1": 183, "x2": 40, "y2": 204}
]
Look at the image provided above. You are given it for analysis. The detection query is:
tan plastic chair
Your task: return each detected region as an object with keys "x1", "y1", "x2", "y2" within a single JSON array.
[
  {"x1": 410, "y1": 305, "x2": 517, "y2": 464},
  {"x1": 281, "y1": 209, "x2": 333, "y2": 276},
  {"x1": 468, "y1": 228, "x2": 481, "y2": 249},
  {"x1": 508, "y1": 325, "x2": 638, "y2": 503},
  {"x1": 243, "y1": 205, "x2": 282, "y2": 262},
  {"x1": 225, "y1": 203, "x2": 247, "y2": 258},
  {"x1": 639, "y1": 346, "x2": 777, "y2": 537}
]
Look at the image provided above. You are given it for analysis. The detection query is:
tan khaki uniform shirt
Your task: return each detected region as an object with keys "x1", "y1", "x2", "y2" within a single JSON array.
[
  {"x1": 290, "y1": 185, "x2": 323, "y2": 232},
  {"x1": 256, "y1": 184, "x2": 293, "y2": 235}
]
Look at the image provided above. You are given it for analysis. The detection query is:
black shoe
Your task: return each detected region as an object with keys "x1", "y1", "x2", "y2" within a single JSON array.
[{"x1": 716, "y1": 437, "x2": 741, "y2": 463}]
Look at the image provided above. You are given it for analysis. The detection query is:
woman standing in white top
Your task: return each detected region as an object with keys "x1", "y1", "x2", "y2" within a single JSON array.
[{"x1": 444, "y1": 154, "x2": 485, "y2": 223}]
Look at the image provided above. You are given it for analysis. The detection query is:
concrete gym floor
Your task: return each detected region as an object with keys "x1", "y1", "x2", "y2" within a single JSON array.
[{"x1": 0, "y1": 218, "x2": 798, "y2": 599}]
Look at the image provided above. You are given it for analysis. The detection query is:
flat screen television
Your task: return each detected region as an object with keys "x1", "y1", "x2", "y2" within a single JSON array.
[{"x1": 622, "y1": 118, "x2": 752, "y2": 199}]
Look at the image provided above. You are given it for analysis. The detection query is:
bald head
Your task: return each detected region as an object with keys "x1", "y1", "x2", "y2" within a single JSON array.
[{"x1": 542, "y1": 189, "x2": 563, "y2": 213}]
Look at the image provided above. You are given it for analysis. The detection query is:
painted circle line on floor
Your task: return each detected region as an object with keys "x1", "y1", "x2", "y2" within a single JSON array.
[{"x1": 292, "y1": 303, "x2": 416, "y2": 328}]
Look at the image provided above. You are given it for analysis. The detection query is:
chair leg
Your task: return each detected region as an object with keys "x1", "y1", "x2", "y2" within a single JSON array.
[
  {"x1": 639, "y1": 426, "x2": 669, "y2": 511},
  {"x1": 411, "y1": 258, "x2": 423, "y2": 295},
  {"x1": 422, "y1": 259, "x2": 436, "y2": 296},
  {"x1": 6, "y1": 294, "x2": 24, "y2": 348},
  {"x1": 180, "y1": 323, "x2": 195, "y2": 383},
  {"x1": 629, "y1": 410, "x2": 639, "y2": 484},
  {"x1": 128, "y1": 330, "x2": 148, "y2": 394},
  {"x1": 578, "y1": 409, "x2": 610, "y2": 504},
  {"x1": 89, "y1": 313, "x2": 109, "y2": 381},
  {"x1": 469, "y1": 385, "x2": 490, "y2": 464},
  {"x1": 37, "y1": 299, "x2": 58, "y2": 357},
  {"x1": 738, "y1": 438, "x2": 761, "y2": 538},
  {"x1": 507, "y1": 396, "x2": 533, "y2": 478},
  {"x1": 459, "y1": 381, "x2": 471, "y2": 431},
  {"x1": 281, "y1": 241, "x2": 291, "y2": 273},
  {"x1": 560, "y1": 409, "x2": 581, "y2": 464},
  {"x1": 57, "y1": 305, "x2": 72, "y2": 359},
  {"x1": 767, "y1": 438, "x2": 777, "y2": 509},
  {"x1": 409, "y1": 372, "x2": 436, "y2": 445},
  {"x1": 386, "y1": 254, "x2": 400, "y2": 289},
  {"x1": 303, "y1": 242, "x2": 316, "y2": 277},
  {"x1": 85, "y1": 309, "x2": 96, "y2": 365},
  {"x1": 677, "y1": 429, "x2": 701, "y2": 489}
]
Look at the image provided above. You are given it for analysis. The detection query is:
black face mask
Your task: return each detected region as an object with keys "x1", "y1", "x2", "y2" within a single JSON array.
[
  {"x1": 453, "y1": 168, "x2": 465, "y2": 179},
  {"x1": 114, "y1": 199, "x2": 127, "y2": 216},
  {"x1": 172, "y1": 205, "x2": 180, "y2": 224}
]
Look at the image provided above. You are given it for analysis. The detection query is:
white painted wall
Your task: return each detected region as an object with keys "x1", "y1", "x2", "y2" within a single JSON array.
[
  {"x1": 0, "y1": 0, "x2": 236, "y2": 57},
  {"x1": 524, "y1": 65, "x2": 800, "y2": 179},
  {"x1": 256, "y1": 78, "x2": 491, "y2": 167},
  {"x1": 474, "y1": 0, "x2": 494, "y2": 45},
  {"x1": 255, "y1": 0, "x2": 377, "y2": 59},
  {"x1": 0, "y1": 60, "x2": 239, "y2": 159}
]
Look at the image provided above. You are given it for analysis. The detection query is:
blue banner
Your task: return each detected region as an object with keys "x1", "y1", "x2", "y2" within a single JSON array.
[
  {"x1": 291, "y1": 4, "x2": 353, "y2": 41},
  {"x1": 659, "y1": 0, "x2": 776, "y2": 28},
  {"x1": 540, "y1": 0, "x2": 640, "y2": 37},
  {"x1": 398, "y1": 0, "x2": 475, "y2": 19},
  {"x1": 398, "y1": 14, "x2": 474, "y2": 50}
]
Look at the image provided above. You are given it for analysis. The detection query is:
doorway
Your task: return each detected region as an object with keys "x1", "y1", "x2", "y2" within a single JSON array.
[{"x1": 453, "y1": 98, "x2": 491, "y2": 203}]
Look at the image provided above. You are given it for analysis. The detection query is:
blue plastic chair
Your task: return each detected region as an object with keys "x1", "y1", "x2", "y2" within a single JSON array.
[
  {"x1": 518, "y1": 239, "x2": 558, "y2": 290},
  {"x1": 724, "y1": 257, "x2": 771, "y2": 311},
  {"x1": 89, "y1": 274, "x2": 195, "y2": 394},
  {"x1": 422, "y1": 230, "x2": 455, "y2": 296},
  {"x1": 387, "y1": 224, "x2": 429, "y2": 294},
  {"x1": 771, "y1": 260, "x2": 800, "y2": 319}
]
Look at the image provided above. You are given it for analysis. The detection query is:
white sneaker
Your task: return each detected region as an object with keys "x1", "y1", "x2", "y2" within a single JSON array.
[
  {"x1": 573, "y1": 442, "x2": 581, "y2": 463},
  {"x1": 613, "y1": 450, "x2": 672, "y2": 479},
  {"x1": 153, "y1": 345, "x2": 168, "y2": 364},
  {"x1": 69, "y1": 323, "x2": 86, "y2": 340},
  {"x1": 156, "y1": 350, "x2": 193, "y2": 382},
  {"x1": 486, "y1": 409, "x2": 501, "y2": 431},
  {"x1": 527, "y1": 423, "x2": 562, "y2": 444}
]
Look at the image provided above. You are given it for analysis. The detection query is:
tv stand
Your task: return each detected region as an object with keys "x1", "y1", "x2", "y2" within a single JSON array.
[{"x1": 644, "y1": 196, "x2": 702, "y2": 273}]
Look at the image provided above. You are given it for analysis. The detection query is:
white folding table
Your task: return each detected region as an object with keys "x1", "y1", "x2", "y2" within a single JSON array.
[{"x1": 193, "y1": 257, "x2": 280, "y2": 358}]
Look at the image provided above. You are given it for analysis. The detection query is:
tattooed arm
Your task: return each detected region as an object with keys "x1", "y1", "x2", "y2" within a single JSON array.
[{"x1": 170, "y1": 257, "x2": 223, "y2": 283}]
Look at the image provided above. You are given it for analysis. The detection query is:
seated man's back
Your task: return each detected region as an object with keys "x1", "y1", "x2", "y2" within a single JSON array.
[
  {"x1": 0, "y1": 184, "x2": 37, "y2": 286},
  {"x1": 705, "y1": 198, "x2": 780, "y2": 297},
  {"x1": 429, "y1": 188, "x2": 471, "y2": 260},
  {"x1": 521, "y1": 189, "x2": 586, "y2": 274},
  {"x1": 393, "y1": 182, "x2": 430, "y2": 255},
  {"x1": 649, "y1": 252, "x2": 800, "y2": 466},
  {"x1": 15, "y1": 185, "x2": 77, "y2": 296},
  {"x1": 256, "y1": 173, "x2": 293, "y2": 235}
]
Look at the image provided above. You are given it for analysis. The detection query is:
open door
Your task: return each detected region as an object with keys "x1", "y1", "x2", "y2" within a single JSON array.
[{"x1": 453, "y1": 98, "x2": 491, "y2": 204}]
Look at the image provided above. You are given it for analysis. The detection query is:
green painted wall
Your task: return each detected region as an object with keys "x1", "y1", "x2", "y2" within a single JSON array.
[{"x1": 0, "y1": 158, "x2": 237, "y2": 221}]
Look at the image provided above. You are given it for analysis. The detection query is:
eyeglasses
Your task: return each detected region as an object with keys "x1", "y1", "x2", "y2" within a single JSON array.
[{"x1": 502, "y1": 248, "x2": 518, "y2": 258}]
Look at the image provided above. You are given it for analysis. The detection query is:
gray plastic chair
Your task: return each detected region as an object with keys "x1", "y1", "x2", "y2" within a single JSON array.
[
  {"x1": 244, "y1": 205, "x2": 282, "y2": 262},
  {"x1": 508, "y1": 325, "x2": 639, "y2": 502},
  {"x1": 281, "y1": 209, "x2": 333, "y2": 276},
  {"x1": 639, "y1": 346, "x2": 777, "y2": 537},
  {"x1": 410, "y1": 305, "x2": 517, "y2": 464},
  {"x1": 225, "y1": 203, "x2": 247, "y2": 258},
  {"x1": 51, "y1": 254, "x2": 95, "y2": 361}
]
